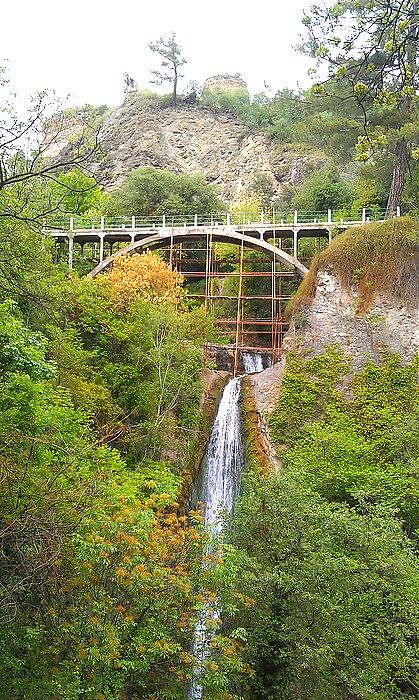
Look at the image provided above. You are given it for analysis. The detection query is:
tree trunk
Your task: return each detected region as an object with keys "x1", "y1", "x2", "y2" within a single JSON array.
[
  {"x1": 173, "y1": 68, "x2": 177, "y2": 107},
  {"x1": 386, "y1": 137, "x2": 409, "y2": 216}
]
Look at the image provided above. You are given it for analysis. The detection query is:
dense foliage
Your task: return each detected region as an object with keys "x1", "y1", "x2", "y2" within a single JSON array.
[
  {"x1": 300, "y1": 0, "x2": 419, "y2": 213},
  {"x1": 0, "y1": 214, "x2": 236, "y2": 698}
]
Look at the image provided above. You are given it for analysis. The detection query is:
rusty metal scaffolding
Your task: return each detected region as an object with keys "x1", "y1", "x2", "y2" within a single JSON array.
[
  {"x1": 160, "y1": 231, "x2": 299, "y2": 374},
  {"x1": 55, "y1": 225, "x2": 329, "y2": 374}
]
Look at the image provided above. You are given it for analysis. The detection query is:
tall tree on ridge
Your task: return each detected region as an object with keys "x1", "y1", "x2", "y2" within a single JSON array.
[{"x1": 149, "y1": 32, "x2": 187, "y2": 107}]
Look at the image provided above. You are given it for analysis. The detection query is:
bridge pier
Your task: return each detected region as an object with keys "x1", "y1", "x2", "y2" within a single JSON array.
[
  {"x1": 99, "y1": 233, "x2": 105, "y2": 264},
  {"x1": 68, "y1": 233, "x2": 74, "y2": 270}
]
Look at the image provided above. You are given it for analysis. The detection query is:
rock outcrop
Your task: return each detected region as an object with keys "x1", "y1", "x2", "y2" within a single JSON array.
[
  {"x1": 284, "y1": 268, "x2": 419, "y2": 368},
  {"x1": 93, "y1": 94, "x2": 278, "y2": 199},
  {"x1": 203, "y1": 74, "x2": 249, "y2": 95},
  {"x1": 246, "y1": 265, "x2": 418, "y2": 466},
  {"x1": 50, "y1": 93, "x2": 325, "y2": 201}
]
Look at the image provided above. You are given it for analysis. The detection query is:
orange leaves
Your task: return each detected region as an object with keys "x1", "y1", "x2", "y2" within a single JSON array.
[{"x1": 97, "y1": 251, "x2": 184, "y2": 310}]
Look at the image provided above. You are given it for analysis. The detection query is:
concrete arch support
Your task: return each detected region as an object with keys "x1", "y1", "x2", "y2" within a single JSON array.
[{"x1": 87, "y1": 229, "x2": 308, "y2": 278}]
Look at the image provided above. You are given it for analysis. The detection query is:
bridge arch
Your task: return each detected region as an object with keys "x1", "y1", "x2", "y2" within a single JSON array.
[{"x1": 88, "y1": 229, "x2": 308, "y2": 278}]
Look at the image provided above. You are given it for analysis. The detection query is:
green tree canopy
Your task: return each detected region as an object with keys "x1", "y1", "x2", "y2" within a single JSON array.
[
  {"x1": 301, "y1": 0, "x2": 419, "y2": 213},
  {"x1": 106, "y1": 166, "x2": 225, "y2": 216}
]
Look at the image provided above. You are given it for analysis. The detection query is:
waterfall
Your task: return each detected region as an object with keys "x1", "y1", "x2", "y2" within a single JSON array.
[
  {"x1": 242, "y1": 351, "x2": 264, "y2": 374},
  {"x1": 189, "y1": 352, "x2": 263, "y2": 698},
  {"x1": 199, "y1": 377, "x2": 243, "y2": 534}
]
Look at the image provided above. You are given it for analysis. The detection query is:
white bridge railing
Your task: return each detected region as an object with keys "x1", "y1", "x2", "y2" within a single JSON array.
[{"x1": 45, "y1": 207, "x2": 401, "y2": 232}]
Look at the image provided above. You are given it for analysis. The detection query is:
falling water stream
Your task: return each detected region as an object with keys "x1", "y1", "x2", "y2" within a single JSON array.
[{"x1": 189, "y1": 351, "x2": 265, "y2": 699}]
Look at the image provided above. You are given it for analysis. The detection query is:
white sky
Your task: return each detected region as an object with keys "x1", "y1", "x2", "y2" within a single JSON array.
[{"x1": 2, "y1": 0, "x2": 314, "y2": 109}]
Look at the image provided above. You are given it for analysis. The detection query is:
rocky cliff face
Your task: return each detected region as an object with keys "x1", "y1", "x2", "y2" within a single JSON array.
[
  {"x1": 53, "y1": 93, "x2": 325, "y2": 201},
  {"x1": 96, "y1": 95, "x2": 274, "y2": 199},
  {"x1": 284, "y1": 268, "x2": 419, "y2": 368},
  {"x1": 246, "y1": 266, "x2": 419, "y2": 459}
]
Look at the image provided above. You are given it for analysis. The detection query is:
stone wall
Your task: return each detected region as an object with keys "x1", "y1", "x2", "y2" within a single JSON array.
[{"x1": 203, "y1": 74, "x2": 249, "y2": 95}]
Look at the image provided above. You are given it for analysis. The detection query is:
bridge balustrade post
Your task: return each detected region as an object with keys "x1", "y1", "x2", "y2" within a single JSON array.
[
  {"x1": 396, "y1": 206, "x2": 401, "y2": 217},
  {"x1": 328, "y1": 209, "x2": 332, "y2": 224},
  {"x1": 294, "y1": 210, "x2": 298, "y2": 226},
  {"x1": 100, "y1": 216, "x2": 105, "y2": 230},
  {"x1": 260, "y1": 210, "x2": 264, "y2": 225},
  {"x1": 70, "y1": 217, "x2": 74, "y2": 232},
  {"x1": 162, "y1": 215, "x2": 166, "y2": 228},
  {"x1": 132, "y1": 215, "x2": 135, "y2": 229},
  {"x1": 226, "y1": 212, "x2": 231, "y2": 226},
  {"x1": 194, "y1": 214, "x2": 198, "y2": 227},
  {"x1": 362, "y1": 208, "x2": 366, "y2": 223}
]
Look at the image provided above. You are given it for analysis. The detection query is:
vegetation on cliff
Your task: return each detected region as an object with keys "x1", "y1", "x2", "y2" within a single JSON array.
[
  {"x1": 105, "y1": 166, "x2": 225, "y2": 217},
  {"x1": 288, "y1": 217, "x2": 419, "y2": 316}
]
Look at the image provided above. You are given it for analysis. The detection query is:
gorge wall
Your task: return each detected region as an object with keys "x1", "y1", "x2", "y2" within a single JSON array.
[{"x1": 52, "y1": 93, "x2": 325, "y2": 201}]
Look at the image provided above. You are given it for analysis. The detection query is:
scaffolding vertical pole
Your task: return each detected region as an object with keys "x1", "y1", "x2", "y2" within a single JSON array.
[
  {"x1": 169, "y1": 228, "x2": 174, "y2": 268},
  {"x1": 271, "y1": 258, "x2": 276, "y2": 364},
  {"x1": 277, "y1": 264, "x2": 283, "y2": 360},
  {"x1": 209, "y1": 228, "x2": 214, "y2": 314},
  {"x1": 204, "y1": 229, "x2": 210, "y2": 313},
  {"x1": 233, "y1": 233, "x2": 245, "y2": 376},
  {"x1": 272, "y1": 227, "x2": 277, "y2": 365}
]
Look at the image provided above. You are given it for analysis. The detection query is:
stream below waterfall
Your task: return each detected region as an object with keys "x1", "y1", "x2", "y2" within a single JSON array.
[{"x1": 189, "y1": 351, "x2": 265, "y2": 699}]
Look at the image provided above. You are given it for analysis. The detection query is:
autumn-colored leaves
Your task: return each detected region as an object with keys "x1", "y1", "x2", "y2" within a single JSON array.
[{"x1": 97, "y1": 251, "x2": 184, "y2": 310}]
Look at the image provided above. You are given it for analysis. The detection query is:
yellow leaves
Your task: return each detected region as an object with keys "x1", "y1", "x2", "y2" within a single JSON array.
[
  {"x1": 353, "y1": 81, "x2": 368, "y2": 96},
  {"x1": 188, "y1": 529, "x2": 201, "y2": 542},
  {"x1": 374, "y1": 90, "x2": 397, "y2": 108},
  {"x1": 153, "y1": 638, "x2": 174, "y2": 655},
  {"x1": 96, "y1": 250, "x2": 184, "y2": 311},
  {"x1": 311, "y1": 83, "x2": 325, "y2": 96},
  {"x1": 355, "y1": 134, "x2": 388, "y2": 163},
  {"x1": 314, "y1": 45, "x2": 329, "y2": 59},
  {"x1": 115, "y1": 566, "x2": 130, "y2": 578},
  {"x1": 115, "y1": 531, "x2": 138, "y2": 546},
  {"x1": 133, "y1": 563, "x2": 149, "y2": 576}
]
